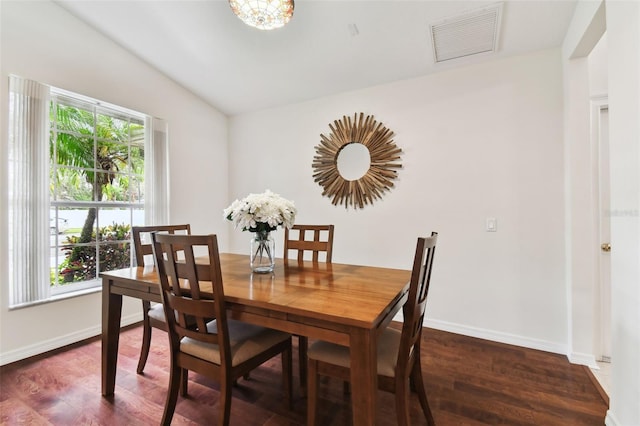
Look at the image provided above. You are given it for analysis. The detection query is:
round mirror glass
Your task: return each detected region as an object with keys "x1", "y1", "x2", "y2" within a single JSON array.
[{"x1": 336, "y1": 142, "x2": 371, "y2": 181}]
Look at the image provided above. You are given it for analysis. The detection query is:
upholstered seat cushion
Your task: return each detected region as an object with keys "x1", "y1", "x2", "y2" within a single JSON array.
[
  {"x1": 180, "y1": 320, "x2": 291, "y2": 367},
  {"x1": 147, "y1": 303, "x2": 166, "y2": 322},
  {"x1": 308, "y1": 327, "x2": 401, "y2": 378}
]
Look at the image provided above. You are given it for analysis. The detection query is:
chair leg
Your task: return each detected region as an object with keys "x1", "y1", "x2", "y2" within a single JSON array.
[
  {"x1": 180, "y1": 369, "x2": 188, "y2": 397},
  {"x1": 282, "y1": 344, "x2": 293, "y2": 409},
  {"x1": 137, "y1": 300, "x2": 152, "y2": 374},
  {"x1": 298, "y1": 335, "x2": 308, "y2": 397},
  {"x1": 394, "y1": 375, "x2": 411, "y2": 426},
  {"x1": 411, "y1": 361, "x2": 435, "y2": 426},
  {"x1": 307, "y1": 358, "x2": 319, "y2": 426},
  {"x1": 160, "y1": 362, "x2": 182, "y2": 426},
  {"x1": 219, "y1": 378, "x2": 233, "y2": 426}
]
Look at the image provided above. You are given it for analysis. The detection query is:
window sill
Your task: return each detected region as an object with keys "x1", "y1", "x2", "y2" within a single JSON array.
[
  {"x1": 50, "y1": 285, "x2": 102, "y2": 301},
  {"x1": 9, "y1": 285, "x2": 102, "y2": 310}
]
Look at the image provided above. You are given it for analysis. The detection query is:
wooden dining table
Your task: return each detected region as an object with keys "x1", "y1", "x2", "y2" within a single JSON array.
[{"x1": 101, "y1": 253, "x2": 411, "y2": 425}]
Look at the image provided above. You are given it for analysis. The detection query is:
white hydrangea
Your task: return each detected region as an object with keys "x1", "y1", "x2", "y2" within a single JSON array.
[{"x1": 224, "y1": 189, "x2": 297, "y2": 233}]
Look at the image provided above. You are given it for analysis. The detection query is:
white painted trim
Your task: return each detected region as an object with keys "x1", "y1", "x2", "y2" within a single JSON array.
[
  {"x1": 0, "y1": 312, "x2": 141, "y2": 366},
  {"x1": 424, "y1": 318, "x2": 568, "y2": 356},
  {"x1": 590, "y1": 95, "x2": 611, "y2": 364},
  {"x1": 605, "y1": 410, "x2": 620, "y2": 426},
  {"x1": 568, "y1": 351, "x2": 599, "y2": 368}
]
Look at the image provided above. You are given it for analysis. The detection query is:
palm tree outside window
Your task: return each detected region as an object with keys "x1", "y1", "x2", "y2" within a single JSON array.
[
  {"x1": 49, "y1": 93, "x2": 146, "y2": 294},
  {"x1": 8, "y1": 75, "x2": 168, "y2": 306}
]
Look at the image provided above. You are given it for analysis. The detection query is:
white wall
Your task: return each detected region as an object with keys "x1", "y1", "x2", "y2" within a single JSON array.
[
  {"x1": 606, "y1": 2, "x2": 640, "y2": 424},
  {"x1": 563, "y1": 1, "x2": 640, "y2": 424},
  {"x1": 228, "y1": 49, "x2": 568, "y2": 353},
  {"x1": 0, "y1": 0, "x2": 229, "y2": 364},
  {"x1": 562, "y1": 0, "x2": 602, "y2": 365},
  {"x1": 588, "y1": 34, "x2": 608, "y2": 97}
]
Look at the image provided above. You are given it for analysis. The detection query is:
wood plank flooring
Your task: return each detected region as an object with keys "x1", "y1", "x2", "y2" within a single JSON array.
[{"x1": 0, "y1": 325, "x2": 607, "y2": 425}]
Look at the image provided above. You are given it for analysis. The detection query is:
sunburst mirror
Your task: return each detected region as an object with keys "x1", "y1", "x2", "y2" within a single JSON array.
[{"x1": 312, "y1": 113, "x2": 402, "y2": 209}]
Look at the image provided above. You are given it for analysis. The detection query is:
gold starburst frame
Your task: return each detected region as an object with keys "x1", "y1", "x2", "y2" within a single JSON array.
[{"x1": 312, "y1": 113, "x2": 402, "y2": 209}]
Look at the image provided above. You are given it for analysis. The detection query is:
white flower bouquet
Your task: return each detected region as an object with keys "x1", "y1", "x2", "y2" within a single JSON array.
[{"x1": 224, "y1": 189, "x2": 297, "y2": 234}]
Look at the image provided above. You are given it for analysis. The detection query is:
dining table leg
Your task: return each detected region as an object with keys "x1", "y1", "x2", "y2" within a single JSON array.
[
  {"x1": 102, "y1": 276, "x2": 122, "y2": 396},
  {"x1": 349, "y1": 328, "x2": 378, "y2": 425}
]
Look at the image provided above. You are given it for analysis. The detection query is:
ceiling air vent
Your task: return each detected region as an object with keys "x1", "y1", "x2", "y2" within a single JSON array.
[{"x1": 429, "y1": 2, "x2": 503, "y2": 63}]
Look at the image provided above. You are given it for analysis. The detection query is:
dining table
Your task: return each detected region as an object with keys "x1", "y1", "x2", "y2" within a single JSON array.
[{"x1": 101, "y1": 253, "x2": 411, "y2": 425}]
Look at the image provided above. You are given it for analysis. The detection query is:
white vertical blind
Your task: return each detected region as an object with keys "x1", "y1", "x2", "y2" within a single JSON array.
[
  {"x1": 145, "y1": 116, "x2": 169, "y2": 226},
  {"x1": 8, "y1": 75, "x2": 52, "y2": 307}
]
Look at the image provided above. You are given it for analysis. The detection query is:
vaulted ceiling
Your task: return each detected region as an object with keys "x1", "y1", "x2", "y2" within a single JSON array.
[{"x1": 57, "y1": 0, "x2": 577, "y2": 116}]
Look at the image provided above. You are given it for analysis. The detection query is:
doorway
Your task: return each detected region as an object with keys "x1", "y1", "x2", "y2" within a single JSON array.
[
  {"x1": 590, "y1": 97, "x2": 612, "y2": 396},
  {"x1": 593, "y1": 99, "x2": 611, "y2": 363}
]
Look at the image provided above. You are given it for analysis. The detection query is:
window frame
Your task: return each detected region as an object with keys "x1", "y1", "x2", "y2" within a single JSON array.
[{"x1": 49, "y1": 89, "x2": 146, "y2": 296}]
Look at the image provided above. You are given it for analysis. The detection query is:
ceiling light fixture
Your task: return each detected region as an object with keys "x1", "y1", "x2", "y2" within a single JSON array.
[{"x1": 229, "y1": 0, "x2": 295, "y2": 31}]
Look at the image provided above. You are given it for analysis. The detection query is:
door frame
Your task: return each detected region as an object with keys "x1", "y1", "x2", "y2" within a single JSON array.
[{"x1": 590, "y1": 95, "x2": 611, "y2": 362}]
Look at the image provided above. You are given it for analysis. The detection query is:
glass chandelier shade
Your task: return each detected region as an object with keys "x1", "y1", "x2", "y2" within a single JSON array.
[{"x1": 229, "y1": 0, "x2": 294, "y2": 30}]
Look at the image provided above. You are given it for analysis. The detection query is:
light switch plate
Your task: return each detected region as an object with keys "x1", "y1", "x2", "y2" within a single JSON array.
[{"x1": 486, "y1": 217, "x2": 497, "y2": 232}]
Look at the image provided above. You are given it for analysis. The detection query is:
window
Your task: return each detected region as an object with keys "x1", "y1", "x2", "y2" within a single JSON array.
[
  {"x1": 49, "y1": 91, "x2": 145, "y2": 294},
  {"x1": 8, "y1": 75, "x2": 169, "y2": 307}
]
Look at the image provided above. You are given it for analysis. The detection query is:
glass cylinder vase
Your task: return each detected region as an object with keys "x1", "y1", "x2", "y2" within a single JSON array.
[{"x1": 250, "y1": 231, "x2": 275, "y2": 273}]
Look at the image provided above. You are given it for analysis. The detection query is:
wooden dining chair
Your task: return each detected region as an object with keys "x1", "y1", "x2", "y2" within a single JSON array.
[
  {"x1": 283, "y1": 224, "x2": 335, "y2": 395},
  {"x1": 151, "y1": 233, "x2": 293, "y2": 426},
  {"x1": 284, "y1": 224, "x2": 334, "y2": 263},
  {"x1": 307, "y1": 232, "x2": 438, "y2": 426},
  {"x1": 132, "y1": 224, "x2": 191, "y2": 375}
]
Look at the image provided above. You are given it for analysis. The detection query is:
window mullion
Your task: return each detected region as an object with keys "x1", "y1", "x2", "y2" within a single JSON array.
[{"x1": 48, "y1": 88, "x2": 146, "y2": 297}]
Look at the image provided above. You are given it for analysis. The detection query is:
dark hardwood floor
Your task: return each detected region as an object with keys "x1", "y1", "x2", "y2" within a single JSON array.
[{"x1": 0, "y1": 324, "x2": 607, "y2": 425}]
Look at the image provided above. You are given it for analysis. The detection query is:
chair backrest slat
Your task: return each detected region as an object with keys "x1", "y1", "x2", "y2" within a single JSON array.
[
  {"x1": 284, "y1": 224, "x2": 334, "y2": 263},
  {"x1": 152, "y1": 233, "x2": 231, "y2": 361},
  {"x1": 132, "y1": 224, "x2": 191, "y2": 266},
  {"x1": 398, "y1": 232, "x2": 438, "y2": 370}
]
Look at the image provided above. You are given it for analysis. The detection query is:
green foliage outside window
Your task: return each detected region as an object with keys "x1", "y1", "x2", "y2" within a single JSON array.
[
  {"x1": 56, "y1": 223, "x2": 131, "y2": 284},
  {"x1": 50, "y1": 99, "x2": 144, "y2": 287}
]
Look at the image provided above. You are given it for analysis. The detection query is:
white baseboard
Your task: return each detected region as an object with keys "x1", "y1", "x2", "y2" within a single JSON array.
[
  {"x1": 605, "y1": 410, "x2": 619, "y2": 426},
  {"x1": 568, "y1": 351, "x2": 599, "y2": 368},
  {"x1": 0, "y1": 312, "x2": 142, "y2": 366},
  {"x1": 424, "y1": 318, "x2": 569, "y2": 356}
]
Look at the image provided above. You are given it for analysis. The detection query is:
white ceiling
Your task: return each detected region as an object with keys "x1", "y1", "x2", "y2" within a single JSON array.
[{"x1": 56, "y1": 0, "x2": 577, "y2": 116}]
